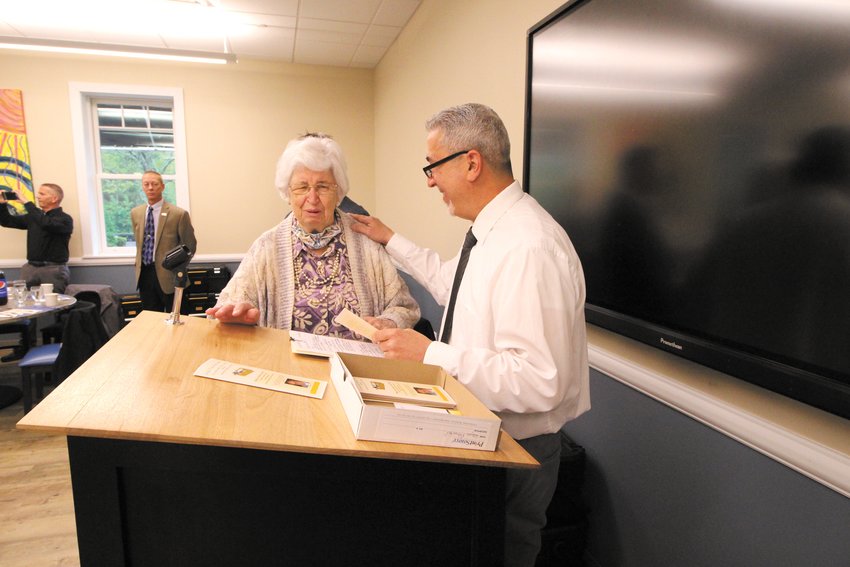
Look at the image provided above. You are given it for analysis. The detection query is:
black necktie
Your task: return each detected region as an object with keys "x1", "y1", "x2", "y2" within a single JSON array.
[{"x1": 440, "y1": 228, "x2": 477, "y2": 343}]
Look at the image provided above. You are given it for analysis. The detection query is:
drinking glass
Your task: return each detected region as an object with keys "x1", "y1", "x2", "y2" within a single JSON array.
[
  {"x1": 30, "y1": 286, "x2": 44, "y2": 304},
  {"x1": 12, "y1": 280, "x2": 27, "y2": 307}
]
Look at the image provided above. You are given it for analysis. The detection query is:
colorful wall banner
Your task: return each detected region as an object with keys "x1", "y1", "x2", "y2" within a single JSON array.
[{"x1": 0, "y1": 88, "x2": 34, "y2": 214}]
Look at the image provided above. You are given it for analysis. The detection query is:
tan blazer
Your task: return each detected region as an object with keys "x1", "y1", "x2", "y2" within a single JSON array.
[{"x1": 131, "y1": 201, "x2": 198, "y2": 294}]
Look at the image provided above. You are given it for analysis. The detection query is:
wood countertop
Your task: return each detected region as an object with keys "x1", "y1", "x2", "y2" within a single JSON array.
[{"x1": 18, "y1": 311, "x2": 537, "y2": 469}]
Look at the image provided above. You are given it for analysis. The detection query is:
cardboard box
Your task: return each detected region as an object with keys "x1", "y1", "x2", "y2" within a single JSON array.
[{"x1": 330, "y1": 352, "x2": 502, "y2": 451}]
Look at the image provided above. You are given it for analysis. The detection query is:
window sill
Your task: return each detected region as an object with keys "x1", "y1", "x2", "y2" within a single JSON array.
[{"x1": 68, "y1": 253, "x2": 245, "y2": 266}]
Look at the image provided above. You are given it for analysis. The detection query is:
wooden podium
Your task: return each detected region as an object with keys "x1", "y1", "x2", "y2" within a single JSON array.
[{"x1": 18, "y1": 311, "x2": 537, "y2": 566}]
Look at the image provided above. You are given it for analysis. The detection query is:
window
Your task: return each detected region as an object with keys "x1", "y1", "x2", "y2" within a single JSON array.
[
  {"x1": 70, "y1": 84, "x2": 189, "y2": 259},
  {"x1": 95, "y1": 102, "x2": 177, "y2": 248}
]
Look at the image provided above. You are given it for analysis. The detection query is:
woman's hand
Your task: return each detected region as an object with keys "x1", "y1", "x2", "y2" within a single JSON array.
[{"x1": 205, "y1": 302, "x2": 260, "y2": 325}]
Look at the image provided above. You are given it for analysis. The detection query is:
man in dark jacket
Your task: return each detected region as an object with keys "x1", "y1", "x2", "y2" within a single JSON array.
[
  {"x1": 0, "y1": 182, "x2": 73, "y2": 291},
  {"x1": 0, "y1": 183, "x2": 73, "y2": 361}
]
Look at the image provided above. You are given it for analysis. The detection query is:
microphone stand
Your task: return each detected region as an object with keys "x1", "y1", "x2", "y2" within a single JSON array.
[
  {"x1": 161, "y1": 244, "x2": 194, "y2": 326},
  {"x1": 166, "y1": 266, "x2": 189, "y2": 326}
]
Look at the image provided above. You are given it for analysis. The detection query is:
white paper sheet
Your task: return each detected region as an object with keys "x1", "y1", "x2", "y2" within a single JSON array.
[{"x1": 289, "y1": 330, "x2": 384, "y2": 358}]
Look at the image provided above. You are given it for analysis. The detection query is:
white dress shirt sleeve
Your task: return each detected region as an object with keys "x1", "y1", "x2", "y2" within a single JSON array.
[{"x1": 386, "y1": 233, "x2": 458, "y2": 306}]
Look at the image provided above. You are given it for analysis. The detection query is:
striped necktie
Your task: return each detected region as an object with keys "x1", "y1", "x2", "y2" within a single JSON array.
[{"x1": 142, "y1": 206, "x2": 155, "y2": 265}]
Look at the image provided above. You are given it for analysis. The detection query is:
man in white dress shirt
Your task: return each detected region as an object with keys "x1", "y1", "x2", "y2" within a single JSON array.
[{"x1": 351, "y1": 103, "x2": 590, "y2": 566}]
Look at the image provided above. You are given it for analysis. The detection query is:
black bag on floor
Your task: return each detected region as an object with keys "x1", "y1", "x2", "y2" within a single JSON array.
[{"x1": 536, "y1": 431, "x2": 588, "y2": 567}]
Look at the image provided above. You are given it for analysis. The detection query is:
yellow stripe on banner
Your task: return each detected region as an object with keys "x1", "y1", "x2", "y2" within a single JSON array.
[
  {"x1": 436, "y1": 388, "x2": 449, "y2": 402},
  {"x1": 310, "y1": 381, "x2": 320, "y2": 395}
]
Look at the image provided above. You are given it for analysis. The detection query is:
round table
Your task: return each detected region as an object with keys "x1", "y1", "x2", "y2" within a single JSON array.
[{"x1": 0, "y1": 295, "x2": 77, "y2": 409}]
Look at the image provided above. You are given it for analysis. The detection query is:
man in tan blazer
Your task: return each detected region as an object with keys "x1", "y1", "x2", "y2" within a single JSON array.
[{"x1": 131, "y1": 171, "x2": 197, "y2": 312}]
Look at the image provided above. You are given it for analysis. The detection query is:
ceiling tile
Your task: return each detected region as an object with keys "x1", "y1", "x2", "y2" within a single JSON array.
[
  {"x1": 299, "y1": 0, "x2": 382, "y2": 24},
  {"x1": 228, "y1": 25, "x2": 295, "y2": 60},
  {"x1": 298, "y1": 28, "x2": 362, "y2": 45},
  {"x1": 362, "y1": 24, "x2": 400, "y2": 48},
  {"x1": 222, "y1": 12, "x2": 297, "y2": 28},
  {"x1": 297, "y1": 18, "x2": 368, "y2": 35},
  {"x1": 351, "y1": 44, "x2": 386, "y2": 67},
  {"x1": 294, "y1": 38, "x2": 357, "y2": 66},
  {"x1": 160, "y1": 34, "x2": 230, "y2": 52},
  {"x1": 0, "y1": 0, "x2": 422, "y2": 68},
  {"x1": 373, "y1": 0, "x2": 421, "y2": 27},
  {"x1": 213, "y1": 0, "x2": 299, "y2": 17}
]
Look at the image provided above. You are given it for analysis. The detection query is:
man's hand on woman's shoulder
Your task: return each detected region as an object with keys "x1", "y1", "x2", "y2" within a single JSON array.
[{"x1": 350, "y1": 214, "x2": 394, "y2": 246}]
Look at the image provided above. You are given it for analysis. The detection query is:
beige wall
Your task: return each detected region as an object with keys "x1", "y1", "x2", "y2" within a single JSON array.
[
  {"x1": 0, "y1": 53, "x2": 373, "y2": 263},
  {"x1": 373, "y1": 0, "x2": 565, "y2": 257}
]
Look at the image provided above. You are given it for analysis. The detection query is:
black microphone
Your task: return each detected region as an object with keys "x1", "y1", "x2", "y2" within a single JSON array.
[
  {"x1": 162, "y1": 244, "x2": 193, "y2": 288},
  {"x1": 162, "y1": 244, "x2": 193, "y2": 271}
]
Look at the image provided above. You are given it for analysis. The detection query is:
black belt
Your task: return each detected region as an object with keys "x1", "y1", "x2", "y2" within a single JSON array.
[{"x1": 27, "y1": 261, "x2": 66, "y2": 267}]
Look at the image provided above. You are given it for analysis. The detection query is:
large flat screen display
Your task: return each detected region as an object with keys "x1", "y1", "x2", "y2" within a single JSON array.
[{"x1": 524, "y1": 0, "x2": 850, "y2": 419}]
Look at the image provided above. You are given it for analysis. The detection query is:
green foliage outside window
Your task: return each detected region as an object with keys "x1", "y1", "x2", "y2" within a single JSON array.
[
  {"x1": 101, "y1": 177, "x2": 176, "y2": 247},
  {"x1": 99, "y1": 131, "x2": 176, "y2": 248}
]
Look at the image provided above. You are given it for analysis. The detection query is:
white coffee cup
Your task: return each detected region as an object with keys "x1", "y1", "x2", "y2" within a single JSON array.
[
  {"x1": 44, "y1": 293, "x2": 59, "y2": 307},
  {"x1": 41, "y1": 283, "x2": 54, "y2": 295}
]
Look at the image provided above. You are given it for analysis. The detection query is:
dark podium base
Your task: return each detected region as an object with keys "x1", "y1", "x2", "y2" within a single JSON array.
[
  {"x1": 0, "y1": 385, "x2": 22, "y2": 409},
  {"x1": 68, "y1": 436, "x2": 506, "y2": 566}
]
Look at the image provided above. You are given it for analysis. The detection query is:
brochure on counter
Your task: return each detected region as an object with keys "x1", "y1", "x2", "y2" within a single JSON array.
[
  {"x1": 354, "y1": 376, "x2": 457, "y2": 409},
  {"x1": 194, "y1": 358, "x2": 327, "y2": 399}
]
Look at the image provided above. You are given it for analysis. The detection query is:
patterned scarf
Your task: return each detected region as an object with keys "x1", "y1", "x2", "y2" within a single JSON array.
[{"x1": 292, "y1": 213, "x2": 342, "y2": 250}]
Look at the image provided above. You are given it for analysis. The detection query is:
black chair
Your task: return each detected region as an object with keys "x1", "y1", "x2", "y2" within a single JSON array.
[
  {"x1": 413, "y1": 317, "x2": 436, "y2": 340},
  {"x1": 0, "y1": 322, "x2": 36, "y2": 362},
  {"x1": 19, "y1": 300, "x2": 109, "y2": 412},
  {"x1": 41, "y1": 290, "x2": 103, "y2": 344}
]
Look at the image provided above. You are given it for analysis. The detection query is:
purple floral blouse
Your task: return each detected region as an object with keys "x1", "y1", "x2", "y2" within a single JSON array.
[{"x1": 291, "y1": 234, "x2": 361, "y2": 338}]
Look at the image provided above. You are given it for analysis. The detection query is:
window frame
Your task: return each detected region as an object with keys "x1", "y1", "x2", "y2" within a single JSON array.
[{"x1": 69, "y1": 83, "x2": 190, "y2": 260}]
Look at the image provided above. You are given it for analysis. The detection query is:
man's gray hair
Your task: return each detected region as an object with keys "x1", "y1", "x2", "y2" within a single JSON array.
[
  {"x1": 41, "y1": 183, "x2": 64, "y2": 202},
  {"x1": 274, "y1": 132, "x2": 350, "y2": 205},
  {"x1": 425, "y1": 103, "x2": 513, "y2": 176}
]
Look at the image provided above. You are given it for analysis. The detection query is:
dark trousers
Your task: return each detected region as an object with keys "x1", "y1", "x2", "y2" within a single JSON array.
[
  {"x1": 504, "y1": 432, "x2": 562, "y2": 567},
  {"x1": 20, "y1": 262, "x2": 70, "y2": 294},
  {"x1": 138, "y1": 264, "x2": 173, "y2": 313}
]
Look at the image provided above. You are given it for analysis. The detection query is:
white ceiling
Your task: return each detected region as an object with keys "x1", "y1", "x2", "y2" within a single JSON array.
[{"x1": 0, "y1": 0, "x2": 421, "y2": 67}]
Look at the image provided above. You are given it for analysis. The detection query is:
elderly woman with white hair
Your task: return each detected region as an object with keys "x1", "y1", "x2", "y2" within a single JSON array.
[{"x1": 207, "y1": 133, "x2": 420, "y2": 335}]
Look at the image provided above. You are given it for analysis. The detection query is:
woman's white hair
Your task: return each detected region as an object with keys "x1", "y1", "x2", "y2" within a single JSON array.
[{"x1": 274, "y1": 132, "x2": 350, "y2": 205}]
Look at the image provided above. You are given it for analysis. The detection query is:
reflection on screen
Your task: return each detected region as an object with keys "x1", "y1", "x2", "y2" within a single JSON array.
[{"x1": 526, "y1": 0, "x2": 850, "y2": 415}]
